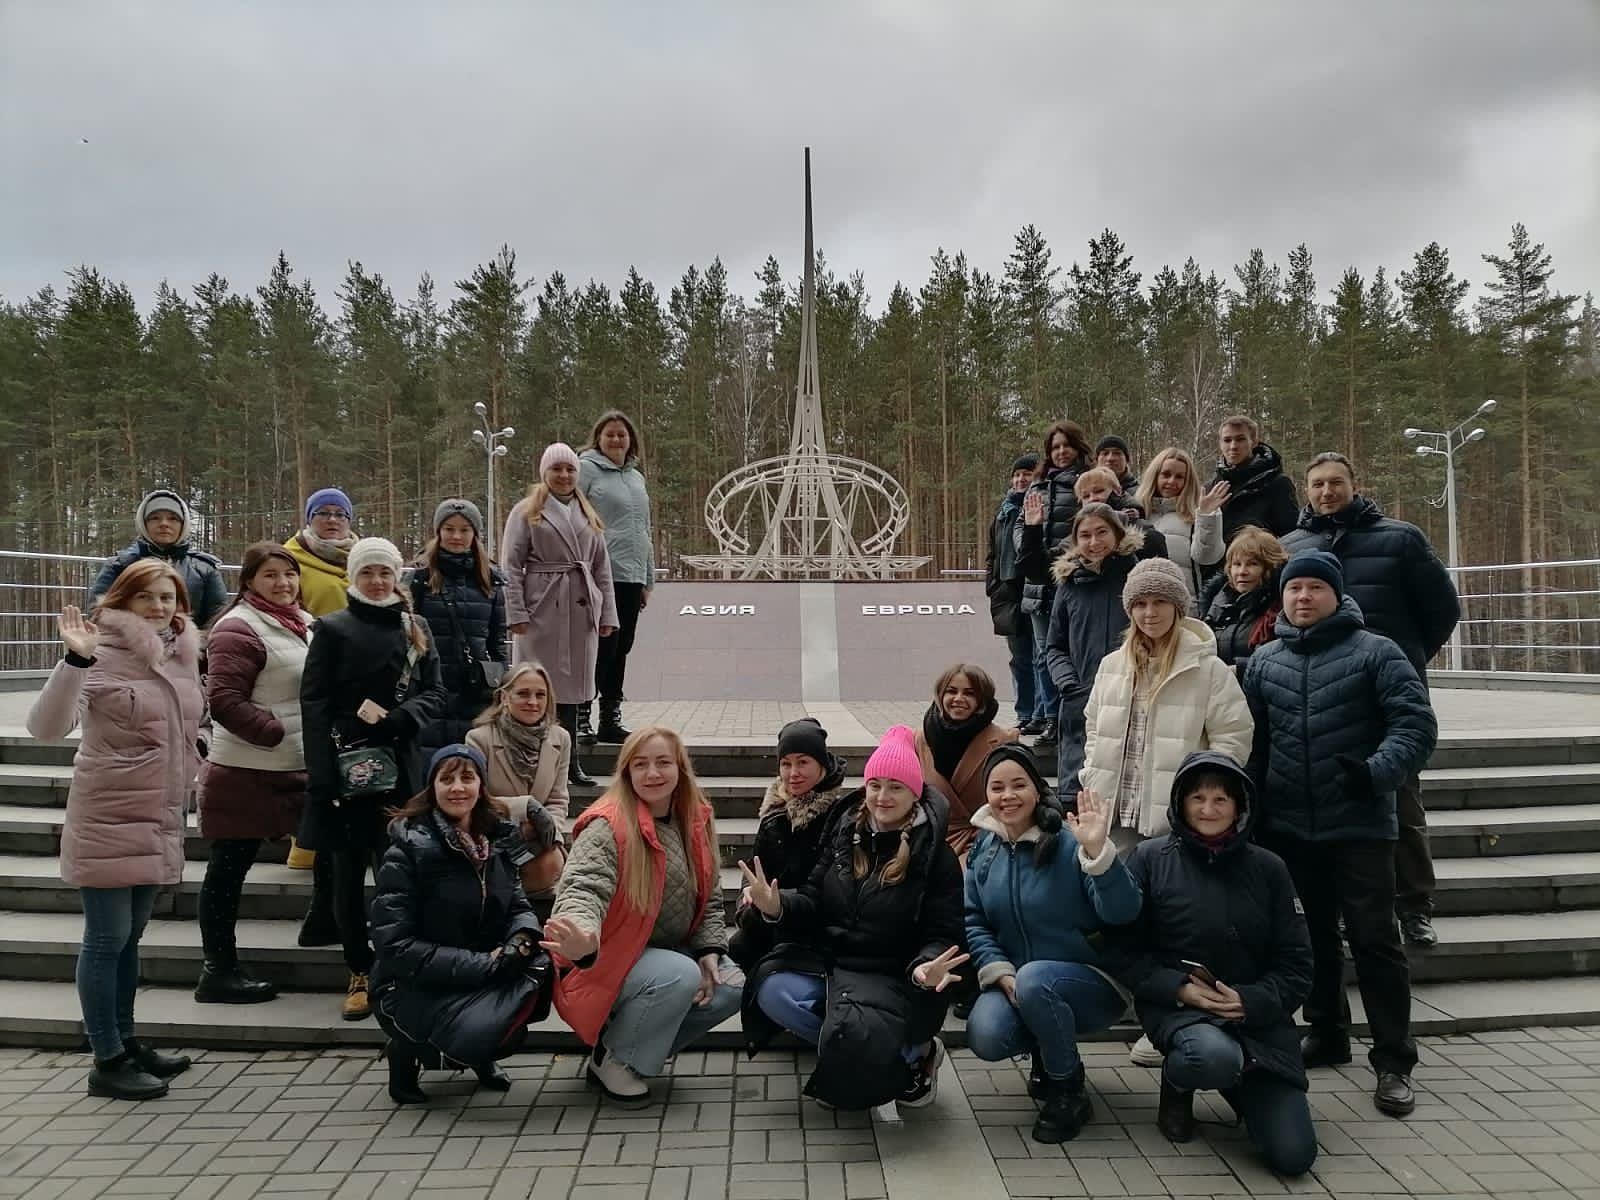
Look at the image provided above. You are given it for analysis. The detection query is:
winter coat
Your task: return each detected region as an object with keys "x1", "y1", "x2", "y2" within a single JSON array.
[
  {"x1": 502, "y1": 496, "x2": 619, "y2": 706},
  {"x1": 579, "y1": 449, "x2": 656, "y2": 589},
  {"x1": 464, "y1": 721, "x2": 573, "y2": 829},
  {"x1": 370, "y1": 814, "x2": 552, "y2": 1066},
  {"x1": 914, "y1": 721, "x2": 1018, "y2": 858},
  {"x1": 26, "y1": 609, "x2": 204, "y2": 888},
  {"x1": 198, "y1": 600, "x2": 312, "y2": 841},
  {"x1": 1209, "y1": 444, "x2": 1300, "y2": 542},
  {"x1": 89, "y1": 537, "x2": 228, "y2": 631},
  {"x1": 297, "y1": 596, "x2": 447, "y2": 851},
  {"x1": 1281, "y1": 495, "x2": 1460, "y2": 675},
  {"x1": 1200, "y1": 573, "x2": 1281, "y2": 671},
  {"x1": 551, "y1": 793, "x2": 722, "y2": 1045},
  {"x1": 742, "y1": 786, "x2": 963, "y2": 1110},
  {"x1": 1147, "y1": 501, "x2": 1223, "y2": 601},
  {"x1": 283, "y1": 534, "x2": 350, "y2": 618},
  {"x1": 1107, "y1": 752, "x2": 1314, "y2": 1089},
  {"x1": 1045, "y1": 530, "x2": 1145, "y2": 787},
  {"x1": 1242, "y1": 597, "x2": 1438, "y2": 843},
  {"x1": 407, "y1": 554, "x2": 508, "y2": 761},
  {"x1": 1077, "y1": 620, "x2": 1254, "y2": 839},
  {"x1": 1015, "y1": 464, "x2": 1084, "y2": 616},
  {"x1": 985, "y1": 490, "x2": 1027, "y2": 636},
  {"x1": 963, "y1": 806, "x2": 1141, "y2": 993}
]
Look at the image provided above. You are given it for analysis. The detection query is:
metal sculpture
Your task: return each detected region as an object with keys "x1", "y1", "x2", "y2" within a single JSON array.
[{"x1": 681, "y1": 150, "x2": 930, "y2": 580}]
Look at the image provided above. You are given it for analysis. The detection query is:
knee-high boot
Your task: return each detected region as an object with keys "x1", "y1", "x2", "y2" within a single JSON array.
[{"x1": 558, "y1": 705, "x2": 596, "y2": 787}]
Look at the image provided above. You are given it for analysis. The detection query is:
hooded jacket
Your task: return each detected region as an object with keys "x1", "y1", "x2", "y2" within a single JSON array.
[
  {"x1": 1242, "y1": 596, "x2": 1438, "y2": 842},
  {"x1": 1280, "y1": 494, "x2": 1460, "y2": 675},
  {"x1": 88, "y1": 491, "x2": 227, "y2": 629},
  {"x1": 1209, "y1": 443, "x2": 1300, "y2": 542},
  {"x1": 1106, "y1": 752, "x2": 1314, "y2": 1089}
]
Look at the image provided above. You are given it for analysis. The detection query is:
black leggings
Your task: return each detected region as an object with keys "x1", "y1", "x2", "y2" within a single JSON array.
[
  {"x1": 334, "y1": 846, "x2": 384, "y2": 976},
  {"x1": 596, "y1": 581, "x2": 646, "y2": 703},
  {"x1": 198, "y1": 838, "x2": 262, "y2": 966}
]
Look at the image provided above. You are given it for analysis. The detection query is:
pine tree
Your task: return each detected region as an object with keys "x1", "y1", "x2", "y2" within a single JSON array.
[
  {"x1": 1066, "y1": 229, "x2": 1147, "y2": 444},
  {"x1": 1003, "y1": 224, "x2": 1060, "y2": 421}
]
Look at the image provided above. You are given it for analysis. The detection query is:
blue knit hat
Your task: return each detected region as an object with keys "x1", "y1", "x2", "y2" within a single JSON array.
[
  {"x1": 1280, "y1": 550, "x2": 1344, "y2": 599},
  {"x1": 427, "y1": 743, "x2": 487, "y2": 782},
  {"x1": 304, "y1": 488, "x2": 354, "y2": 522}
]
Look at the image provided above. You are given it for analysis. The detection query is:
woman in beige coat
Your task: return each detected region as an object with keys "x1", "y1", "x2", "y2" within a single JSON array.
[
  {"x1": 502, "y1": 443, "x2": 618, "y2": 788},
  {"x1": 465, "y1": 663, "x2": 571, "y2": 896},
  {"x1": 913, "y1": 663, "x2": 1018, "y2": 861}
]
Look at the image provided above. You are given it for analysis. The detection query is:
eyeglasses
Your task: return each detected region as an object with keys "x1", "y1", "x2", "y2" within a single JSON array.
[{"x1": 310, "y1": 509, "x2": 349, "y2": 520}]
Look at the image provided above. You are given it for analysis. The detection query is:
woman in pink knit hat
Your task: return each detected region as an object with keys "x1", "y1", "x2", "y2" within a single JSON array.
[
  {"x1": 502, "y1": 443, "x2": 619, "y2": 789},
  {"x1": 737, "y1": 725, "x2": 966, "y2": 1116}
]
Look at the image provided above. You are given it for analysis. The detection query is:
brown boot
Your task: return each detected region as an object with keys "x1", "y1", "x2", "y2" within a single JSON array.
[{"x1": 342, "y1": 973, "x2": 371, "y2": 1021}]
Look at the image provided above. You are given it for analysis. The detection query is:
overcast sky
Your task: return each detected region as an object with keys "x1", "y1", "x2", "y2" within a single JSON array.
[{"x1": 3, "y1": 1, "x2": 1597, "y2": 317}]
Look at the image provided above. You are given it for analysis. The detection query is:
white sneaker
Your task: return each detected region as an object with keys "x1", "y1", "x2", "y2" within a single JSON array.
[
  {"x1": 586, "y1": 1049, "x2": 650, "y2": 1106},
  {"x1": 870, "y1": 1101, "x2": 903, "y2": 1124},
  {"x1": 1129, "y1": 1033, "x2": 1164, "y2": 1067}
]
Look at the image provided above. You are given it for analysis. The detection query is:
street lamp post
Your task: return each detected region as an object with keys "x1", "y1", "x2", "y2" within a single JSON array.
[
  {"x1": 1404, "y1": 398, "x2": 1496, "y2": 671},
  {"x1": 470, "y1": 402, "x2": 515, "y2": 561}
]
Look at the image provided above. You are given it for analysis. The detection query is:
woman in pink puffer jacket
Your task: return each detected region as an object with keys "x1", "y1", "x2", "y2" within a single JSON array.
[{"x1": 27, "y1": 557, "x2": 204, "y2": 1102}]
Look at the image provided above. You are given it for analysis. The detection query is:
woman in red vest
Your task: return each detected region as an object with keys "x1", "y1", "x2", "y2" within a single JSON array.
[{"x1": 539, "y1": 726, "x2": 737, "y2": 1106}]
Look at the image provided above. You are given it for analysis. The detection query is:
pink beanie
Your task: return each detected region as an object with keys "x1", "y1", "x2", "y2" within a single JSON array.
[
  {"x1": 863, "y1": 725, "x2": 924, "y2": 796},
  {"x1": 540, "y1": 442, "x2": 580, "y2": 476}
]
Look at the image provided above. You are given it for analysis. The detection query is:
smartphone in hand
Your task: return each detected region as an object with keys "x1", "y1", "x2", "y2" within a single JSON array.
[
  {"x1": 1180, "y1": 959, "x2": 1218, "y2": 988},
  {"x1": 356, "y1": 699, "x2": 388, "y2": 725}
]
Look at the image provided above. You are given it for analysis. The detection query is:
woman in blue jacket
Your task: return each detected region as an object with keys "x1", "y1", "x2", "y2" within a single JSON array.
[{"x1": 964, "y1": 744, "x2": 1141, "y2": 1144}]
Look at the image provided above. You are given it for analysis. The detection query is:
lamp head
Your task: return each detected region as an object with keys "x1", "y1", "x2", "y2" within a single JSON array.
[
  {"x1": 1467, "y1": 427, "x2": 1487, "y2": 443},
  {"x1": 473, "y1": 401, "x2": 488, "y2": 418},
  {"x1": 500, "y1": 426, "x2": 516, "y2": 438},
  {"x1": 1415, "y1": 445, "x2": 1434, "y2": 457},
  {"x1": 1476, "y1": 399, "x2": 1497, "y2": 416},
  {"x1": 471, "y1": 429, "x2": 486, "y2": 446},
  {"x1": 1403, "y1": 428, "x2": 1421, "y2": 439},
  {"x1": 493, "y1": 444, "x2": 509, "y2": 458}
]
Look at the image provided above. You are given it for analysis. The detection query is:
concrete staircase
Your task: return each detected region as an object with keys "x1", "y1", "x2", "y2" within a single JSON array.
[{"x1": 1, "y1": 726, "x2": 1599, "y2": 1050}]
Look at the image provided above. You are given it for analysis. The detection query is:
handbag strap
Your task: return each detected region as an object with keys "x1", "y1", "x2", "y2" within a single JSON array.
[{"x1": 439, "y1": 589, "x2": 479, "y2": 666}]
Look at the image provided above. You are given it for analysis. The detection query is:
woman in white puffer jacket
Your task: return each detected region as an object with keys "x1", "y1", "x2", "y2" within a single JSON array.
[{"x1": 1133, "y1": 448, "x2": 1227, "y2": 600}]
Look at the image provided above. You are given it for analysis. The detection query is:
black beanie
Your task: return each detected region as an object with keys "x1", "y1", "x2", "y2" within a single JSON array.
[
  {"x1": 777, "y1": 717, "x2": 829, "y2": 766},
  {"x1": 1280, "y1": 549, "x2": 1345, "y2": 599},
  {"x1": 1011, "y1": 452, "x2": 1040, "y2": 475},
  {"x1": 1095, "y1": 434, "x2": 1131, "y2": 458},
  {"x1": 981, "y1": 743, "x2": 1062, "y2": 836}
]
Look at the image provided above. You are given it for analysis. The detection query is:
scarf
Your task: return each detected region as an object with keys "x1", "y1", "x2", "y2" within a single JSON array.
[
  {"x1": 244, "y1": 590, "x2": 309, "y2": 641},
  {"x1": 432, "y1": 809, "x2": 490, "y2": 868},
  {"x1": 495, "y1": 710, "x2": 549, "y2": 787},
  {"x1": 156, "y1": 621, "x2": 180, "y2": 653},
  {"x1": 436, "y1": 548, "x2": 476, "y2": 580},
  {"x1": 299, "y1": 525, "x2": 357, "y2": 567},
  {"x1": 347, "y1": 584, "x2": 403, "y2": 608},
  {"x1": 922, "y1": 696, "x2": 1000, "y2": 782}
]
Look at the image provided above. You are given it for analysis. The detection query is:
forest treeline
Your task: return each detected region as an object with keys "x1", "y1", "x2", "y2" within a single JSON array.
[{"x1": 1, "y1": 222, "x2": 1595, "y2": 578}]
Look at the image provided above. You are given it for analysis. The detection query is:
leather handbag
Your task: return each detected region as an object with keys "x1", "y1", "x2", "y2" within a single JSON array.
[{"x1": 441, "y1": 591, "x2": 505, "y2": 698}]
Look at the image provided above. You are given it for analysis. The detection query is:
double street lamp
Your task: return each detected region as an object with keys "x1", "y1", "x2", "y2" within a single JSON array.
[
  {"x1": 471, "y1": 402, "x2": 515, "y2": 560},
  {"x1": 1404, "y1": 398, "x2": 1496, "y2": 670}
]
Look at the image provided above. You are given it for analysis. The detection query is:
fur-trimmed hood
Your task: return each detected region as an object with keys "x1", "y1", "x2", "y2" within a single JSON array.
[
  {"x1": 1051, "y1": 526, "x2": 1146, "y2": 584},
  {"x1": 759, "y1": 753, "x2": 848, "y2": 830},
  {"x1": 93, "y1": 607, "x2": 201, "y2": 674}
]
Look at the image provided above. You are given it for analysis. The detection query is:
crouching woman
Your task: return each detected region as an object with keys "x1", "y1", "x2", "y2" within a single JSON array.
[
  {"x1": 1107, "y1": 751, "x2": 1318, "y2": 1177},
  {"x1": 739, "y1": 725, "x2": 967, "y2": 1114},
  {"x1": 964, "y1": 746, "x2": 1141, "y2": 1144},
  {"x1": 369, "y1": 744, "x2": 554, "y2": 1105}
]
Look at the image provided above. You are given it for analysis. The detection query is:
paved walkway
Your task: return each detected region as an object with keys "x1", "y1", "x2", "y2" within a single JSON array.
[{"x1": 4, "y1": 1028, "x2": 1600, "y2": 1199}]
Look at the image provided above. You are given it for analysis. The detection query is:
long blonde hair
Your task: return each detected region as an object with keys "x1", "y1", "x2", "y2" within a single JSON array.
[
  {"x1": 608, "y1": 726, "x2": 720, "y2": 912},
  {"x1": 1135, "y1": 447, "x2": 1201, "y2": 522},
  {"x1": 1121, "y1": 603, "x2": 1186, "y2": 691},
  {"x1": 474, "y1": 662, "x2": 557, "y2": 729},
  {"x1": 517, "y1": 481, "x2": 605, "y2": 532}
]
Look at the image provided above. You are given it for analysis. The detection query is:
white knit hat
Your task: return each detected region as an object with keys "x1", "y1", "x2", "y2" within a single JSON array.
[{"x1": 347, "y1": 536, "x2": 405, "y2": 579}]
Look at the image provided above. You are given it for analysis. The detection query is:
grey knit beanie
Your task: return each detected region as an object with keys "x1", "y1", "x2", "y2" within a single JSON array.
[
  {"x1": 1121, "y1": 556, "x2": 1192, "y2": 615},
  {"x1": 433, "y1": 498, "x2": 485, "y2": 541}
]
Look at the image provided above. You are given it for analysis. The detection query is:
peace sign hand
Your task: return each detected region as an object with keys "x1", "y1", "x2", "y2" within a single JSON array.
[
  {"x1": 737, "y1": 857, "x2": 781, "y2": 918},
  {"x1": 1198, "y1": 481, "x2": 1232, "y2": 515},
  {"x1": 59, "y1": 606, "x2": 99, "y2": 660},
  {"x1": 1068, "y1": 789, "x2": 1112, "y2": 860},
  {"x1": 538, "y1": 915, "x2": 598, "y2": 963},
  {"x1": 912, "y1": 945, "x2": 971, "y2": 993}
]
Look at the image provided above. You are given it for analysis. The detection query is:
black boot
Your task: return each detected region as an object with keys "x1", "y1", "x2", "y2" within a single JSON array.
[
  {"x1": 195, "y1": 961, "x2": 278, "y2": 1005},
  {"x1": 1027, "y1": 1052, "x2": 1047, "y2": 1102},
  {"x1": 597, "y1": 699, "x2": 632, "y2": 744},
  {"x1": 1034, "y1": 719, "x2": 1057, "y2": 746},
  {"x1": 1301, "y1": 1029, "x2": 1353, "y2": 1068},
  {"x1": 559, "y1": 706, "x2": 596, "y2": 787},
  {"x1": 124, "y1": 1037, "x2": 192, "y2": 1080},
  {"x1": 1031, "y1": 1066, "x2": 1092, "y2": 1144},
  {"x1": 1157, "y1": 1076, "x2": 1196, "y2": 1142},
  {"x1": 475, "y1": 1061, "x2": 512, "y2": 1092},
  {"x1": 87, "y1": 1051, "x2": 168, "y2": 1100},
  {"x1": 385, "y1": 1040, "x2": 427, "y2": 1105},
  {"x1": 577, "y1": 702, "x2": 597, "y2": 746}
]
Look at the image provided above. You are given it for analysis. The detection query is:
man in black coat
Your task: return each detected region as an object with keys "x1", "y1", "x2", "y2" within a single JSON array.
[
  {"x1": 1208, "y1": 415, "x2": 1300, "y2": 542},
  {"x1": 986, "y1": 454, "x2": 1045, "y2": 733},
  {"x1": 1281, "y1": 451, "x2": 1460, "y2": 948},
  {"x1": 1242, "y1": 551, "x2": 1437, "y2": 1119}
]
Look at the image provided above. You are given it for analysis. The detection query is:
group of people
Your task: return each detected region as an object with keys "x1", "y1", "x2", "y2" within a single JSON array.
[{"x1": 30, "y1": 405, "x2": 1463, "y2": 1182}]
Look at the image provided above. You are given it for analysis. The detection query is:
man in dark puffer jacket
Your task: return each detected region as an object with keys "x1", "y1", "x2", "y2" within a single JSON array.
[
  {"x1": 1208, "y1": 416, "x2": 1300, "y2": 542},
  {"x1": 1242, "y1": 551, "x2": 1436, "y2": 1121},
  {"x1": 1281, "y1": 452, "x2": 1459, "y2": 949}
]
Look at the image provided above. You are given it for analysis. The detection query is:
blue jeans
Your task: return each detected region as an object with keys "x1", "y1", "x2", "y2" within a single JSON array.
[
  {"x1": 756, "y1": 971, "x2": 924, "y2": 1065},
  {"x1": 77, "y1": 885, "x2": 159, "y2": 1061},
  {"x1": 1028, "y1": 606, "x2": 1058, "y2": 719},
  {"x1": 1006, "y1": 621, "x2": 1040, "y2": 723},
  {"x1": 1164, "y1": 1024, "x2": 1319, "y2": 1177},
  {"x1": 602, "y1": 948, "x2": 741, "y2": 1077},
  {"x1": 965, "y1": 961, "x2": 1125, "y2": 1080}
]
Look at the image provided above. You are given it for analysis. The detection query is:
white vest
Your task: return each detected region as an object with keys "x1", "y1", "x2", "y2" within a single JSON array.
[{"x1": 207, "y1": 603, "x2": 311, "y2": 773}]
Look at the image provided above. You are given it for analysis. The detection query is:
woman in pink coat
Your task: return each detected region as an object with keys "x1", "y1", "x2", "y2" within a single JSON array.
[
  {"x1": 502, "y1": 442, "x2": 618, "y2": 789},
  {"x1": 27, "y1": 558, "x2": 205, "y2": 1102}
]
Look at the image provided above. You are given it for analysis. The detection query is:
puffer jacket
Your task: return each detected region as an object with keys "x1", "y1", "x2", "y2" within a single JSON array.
[
  {"x1": 370, "y1": 814, "x2": 552, "y2": 1066},
  {"x1": 1014, "y1": 463, "x2": 1084, "y2": 615},
  {"x1": 408, "y1": 553, "x2": 508, "y2": 760},
  {"x1": 1078, "y1": 619, "x2": 1254, "y2": 838},
  {"x1": 1106, "y1": 752, "x2": 1314, "y2": 1089},
  {"x1": 1209, "y1": 443, "x2": 1300, "y2": 542},
  {"x1": 89, "y1": 537, "x2": 228, "y2": 630},
  {"x1": 1045, "y1": 529, "x2": 1145, "y2": 790},
  {"x1": 985, "y1": 490, "x2": 1027, "y2": 636},
  {"x1": 1200, "y1": 573, "x2": 1281, "y2": 672},
  {"x1": 1147, "y1": 501, "x2": 1223, "y2": 600},
  {"x1": 1242, "y1": 596, "x2": 1437, "y2": 842},
  {"x1": 26, "y1": 609, "x2": 204, "y2": 887},
  {"x1": 1281, "y1": 495, "x2": 1460, "y2": 675},
  {"x1": 579, "y1": 448, "x2": 655, "y2": 588},
  {"x1": 964, "y1": 806, "x2": 1141, "y2": 992}
]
